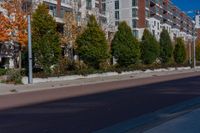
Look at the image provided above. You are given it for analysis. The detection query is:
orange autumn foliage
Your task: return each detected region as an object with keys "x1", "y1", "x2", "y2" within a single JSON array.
[
  {"x1": 1, "y1": 0, "x2": 28, "y2": 46},
  {"x1": 0, "y1": 13, "x2": 10, "y2": 42}
]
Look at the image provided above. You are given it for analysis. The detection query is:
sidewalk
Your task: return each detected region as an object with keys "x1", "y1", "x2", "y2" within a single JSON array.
[{"x1": 0, "y1": 68, "x2": 200, "y2": 96}]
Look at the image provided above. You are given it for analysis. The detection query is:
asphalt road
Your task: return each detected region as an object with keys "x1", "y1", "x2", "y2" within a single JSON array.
[{"x1": 0, "y1": 72, "x2": 200, "y2": 133}]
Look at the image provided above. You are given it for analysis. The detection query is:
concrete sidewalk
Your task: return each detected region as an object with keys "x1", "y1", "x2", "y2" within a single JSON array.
[
  {"x1": 144, "y1": 107, "x2": 200, "y2": 133},
  {"x1": 0, "y1": 68, "x2": 200, "y2": 96}
]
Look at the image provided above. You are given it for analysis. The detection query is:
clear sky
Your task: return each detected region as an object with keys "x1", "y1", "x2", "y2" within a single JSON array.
[{"x1": 172, "y1": 0, "x2": 200, "y2": 17}]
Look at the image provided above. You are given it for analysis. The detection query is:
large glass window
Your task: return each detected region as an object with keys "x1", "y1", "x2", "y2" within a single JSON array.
[
  {"x1": 133, "y1": 30, "x2": 138, "y2": 38},
  {"x1": 115, "y1": 0, "x2": 119, "y2": 9},
  {"x1": 145, "y1": 0, "x2": 149, "y2": 8},
  {"x1": 145, "y1": 20, "x2": 149, "y2": 27},
  {"x1": 132, "y1": 19, "x2": 137, "y2": 28},
  {"x1": 115, "y1": 11, "x2": 120, "y2": 20},
  {"x1": 86, "y1": 0, "x2": 92, "y2": 10},
  {"x1": 102, "y1": 2, "x2": 106, "y2": 15},
  {"x1": 115, "y1": 21, "x2": 119, "y2": 26},
  {"x1": 47, "y1": 3, "x2": 57, "y2": 17},
  {"x1": 145, "y1": 10, "x2": 149, "y2": 17},
  {"x1": 132, "y1": 0, "x2": 138, "y2": 6},
  {"x1": 132, "y1": 9, "x2": 138, "y2": 17}
]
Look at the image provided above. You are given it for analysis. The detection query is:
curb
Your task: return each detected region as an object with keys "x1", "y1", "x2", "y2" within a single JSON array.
[{"x1": 22, "y1": 66, "x2": 196, "y2": 84}]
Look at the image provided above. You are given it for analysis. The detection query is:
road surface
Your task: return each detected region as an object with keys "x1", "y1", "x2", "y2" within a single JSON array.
[{"x1": 0, "y1": 72, "x2": 200, "y2": 133}]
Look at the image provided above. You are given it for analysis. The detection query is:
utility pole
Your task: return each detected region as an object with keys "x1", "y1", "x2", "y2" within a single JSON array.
[{"x1": 28, "y1": 15, "x2": 33, "y2": 84}]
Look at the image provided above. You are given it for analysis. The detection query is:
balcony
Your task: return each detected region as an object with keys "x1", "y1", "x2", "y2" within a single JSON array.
[
  {"x1": 163, "y1": 8, "x2": 168, "y2": 14},
  {"x1": 150, "y1": 6, "x2": 161, "y2": 16},
  {"x1": 172, "y1": 24, "x2": 180, "y2": 29},
  {"x1": 150, "y1": 7, "x2": 156, "y2": 16},
  {"x1": 161, "y1": 19, "x2": 171, "y2": 26},
  {"x1": 150, "y1": 0, "x2": 157, "y2": 7},
  {"x1": 163, "y1": 13, "x2": 169, "y2": 20},
  {"x1": 173, "y1": 11, "x2": 180, "y2": 18},
  {"x1": 151, "y1": 14, "x2": 161, "y2": 20},
  {"x1": 43, "y1": 0, "x2": 57, "y2": 5},
  {"x1": 162, "y1": 3, "x2": 168, "y2": 12}
]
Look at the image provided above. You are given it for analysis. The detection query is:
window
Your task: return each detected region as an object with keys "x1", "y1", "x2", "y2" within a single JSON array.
[
  {"x1": 157, "y1": 22, "x2": 159, "y2": 30},
  {"x1": 132, "y1": 9, "x2": 138, "y2": 17},
  {"x1": 102, "y1": 2, "x2": 106, "y2": 15},
  {"x1": 115, "y1": 0, "x2": 119, "y2": 9},
  {"x1": 152, "y1": 30, "x2": 155, "y2": 36},
  {"x1": 48, "y1": 3, "x2": 57, "y2": 17},
  {"x1": 86, "y1": 0, "x2": 92, "y2": 10},
  {"x1": 145, "y1": 20, "x2": 149, "y2": 27},
  {"x1": 132, "y1": 0, "x2": 138, "y2": 6},
  {"x1": 115, "y1": 11, "x2": 120, "y2": 20},
  {"x1": 145, "y1": 0, "x2": 149, "y2": 8},
  {"x1": 133, "y1": 30, "x2": 138, "y2": 38},
  {"x1": 132, "y1": 19, "x2": 137, "y2": 28},
  {"x1": 145, "y1": 10, "x2": 149, "y2": 17},
  {"x1": 115, "y1": 21, "x2": 119, "y2": 26},
  {"x1": 60, "y1": 8, "x2": 65, "y2": 18}
]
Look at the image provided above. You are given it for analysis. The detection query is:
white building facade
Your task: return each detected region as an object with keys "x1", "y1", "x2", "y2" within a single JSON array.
[{"x1": 107, "y1": 0, "x2": 195, "y2": 42}]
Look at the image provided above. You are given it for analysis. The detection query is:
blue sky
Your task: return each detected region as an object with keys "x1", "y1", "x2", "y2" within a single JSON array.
[{"x1": 172, "y1": 0, "x2": 200, "y2": 17}]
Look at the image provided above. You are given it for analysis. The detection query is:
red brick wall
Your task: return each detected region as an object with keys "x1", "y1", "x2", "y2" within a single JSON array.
[
  {"x1": 138, "y1": 0, "x2": 146, "y2": 28},
  {"x1": 57, "y1": 0, "x2": 61, "y2": 17},
  {"x1": 197, "y1": 29, "x2": 200, "y2": 42}
]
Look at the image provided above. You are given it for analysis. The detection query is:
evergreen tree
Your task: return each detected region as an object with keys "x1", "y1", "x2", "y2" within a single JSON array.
[
  {"x1": 173, "y1": 38, "x2": 186, "y2": 64},
  {"x1": 141, "y1": 29, "x2": 160, "y2": 64},
  {"x1": 32, "y1": 4, "x2": 61, "y2": 74},
  {"x1": 76, "y1": 15, "x2": 110, "y2": 69},
  {"x1": 159, "y1": 29, "x2": 173, "y2": 64},
  {"x1": 111, "y1": 21, "x2": 140, "y2": 66}
]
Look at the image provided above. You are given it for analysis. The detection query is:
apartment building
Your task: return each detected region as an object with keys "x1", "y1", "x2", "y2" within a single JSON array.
[
  {"x1": 108, "y1": 0, "x2": 195, "y2": 42},
  {"x1": 33, "y1": 0, "x2": 107, "y2": 25},
  {"x1": 0, "y1": 0, "x2": 108, "y2": 67},
  {"x1": 195, "y1": 10, "x2": 200, "y2": 41},
  {"x1": 195, "y1": 10, "x2": 200, "y2": 28}
]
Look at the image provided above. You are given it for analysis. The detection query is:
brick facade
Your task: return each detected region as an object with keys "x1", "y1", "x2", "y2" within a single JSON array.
[{"x1": 138, "y1": 0, "x2": 146, "y2": 28}]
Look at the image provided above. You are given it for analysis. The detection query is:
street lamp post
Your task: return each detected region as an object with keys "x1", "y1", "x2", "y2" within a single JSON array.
[
  {"x1": 193, "y1": 29, "x2": 196, "y2": 69},
  {"x1": 189, "y1": 41, "x2": 192, "y2": 65},
  {"x1": 28, "y1": 15, "x2": 33, "y2": 84}
]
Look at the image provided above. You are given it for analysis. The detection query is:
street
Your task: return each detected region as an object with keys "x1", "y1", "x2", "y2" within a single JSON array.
[{"x1": 0, "y1": 72, "x2": 200, "y2": 133}]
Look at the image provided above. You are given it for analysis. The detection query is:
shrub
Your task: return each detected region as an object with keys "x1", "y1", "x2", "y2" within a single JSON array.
[
  {"x1": 0, "y1": 68, "x2": 7, "y2": 76},
  {"x1": 99, "y1": 60, "x2": 111, "y2": 71},
  {"x1": 173, "y1": 38, "x2": 186, "y2": 64},
  {"x1": 5, "y1": 69, "x2": 22, "y2": 84},
  {"x1": 111, "y1": 21, "x2": 140, "y2": 66},
  {"x1": 159, "y1": 29, "x2": 173, "y2": 64},
  {"x1": 74, "y1": 60, "x2": 88, "y2": 70},
  {"x1": 76, "y1": 15, "x2": 110, "y2": 69},
  {"x1": 141, "y1": 29, "x2": 160, "y2": 64}
]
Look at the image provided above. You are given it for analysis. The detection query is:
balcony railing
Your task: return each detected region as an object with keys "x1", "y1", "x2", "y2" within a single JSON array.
[{"x1": 172, "y1": 24, "x2": 180, "y2": 29}]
